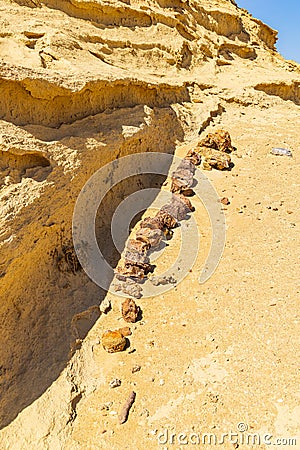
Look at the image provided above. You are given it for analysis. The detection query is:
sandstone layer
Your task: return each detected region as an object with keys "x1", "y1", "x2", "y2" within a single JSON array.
[{"x1": 0, "y1": 0, "x2": 299, "y2": 448}]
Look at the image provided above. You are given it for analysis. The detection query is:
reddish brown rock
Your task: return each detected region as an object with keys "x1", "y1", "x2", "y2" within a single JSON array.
[
  {"x1": 136, "y1": 227, "x2": 163, "y2": 248},
  {"x1": 126, "y1": 238, "x2": 151, "y2": 253},
  {"x1": 122, "y1": 298, "x2": 140, "y2": 323},
  {"x1": 139, "y1": 216, "x2": 164, "y2": 230},
  {"x1": 171, "y1": 166, "x2": 194, "y2": 194},
  {"x1": 102, "y1": 330, "x2": 127, "y2": 353},
  {"x1": 175, "y1": 194, "x2": 195, "y2": 211},
  {"x1": 118, "y1": 327, "x2": 132, "y2": 337},
  {"x1": 185, "y1": 149, "x2": 201, "y2": 165},
  {"x1": 113, "y1": 279, "x2": 143, "y2": 299},
  {"x1": 177, "y1": 159, "x2": 196, "y2": 173},
  {"x1": 115, "y1": 264, "x2": 145, "y2": 280},
  {"x1": 160, "y1": 196, "x2": 191, "y2": 221},
  {"x1": 155, "y1": 210, "x2": 178, "y2": 229},
  {"x1": 198, "y1": 129, "x2": 233, "y2": 152},
  {"x1": 220, "y1": 197, "x2": 230, "y2": 205},
  {"x1": 124, "y1": 249, "x2": 150, "y2": 265}
]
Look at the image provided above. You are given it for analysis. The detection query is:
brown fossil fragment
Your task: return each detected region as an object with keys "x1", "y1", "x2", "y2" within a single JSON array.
[
  {"x1": 150, "y1": 275, "x2": 177, "y2": 286},
  {"x1": 155, "y1": 210, "x2": 178, "y2": 229},
  {"x1": 126, "y1": 238, "x2": 151, "y2": 253},
  {"x1": 124, "y1": 249, "x2": 150, "y2": 265},
  {"x1": 198, "y1": 129, "x2": 233, "y2": 152},
  {"x1": 115, "y1": 264, "x2": 145, "y2": 280},
  {"x1": 177, "y1": 158, "x2": 196, "y2": 173},
  {"x1": 171, "y1": 166, "x2": 194, "y2": 194},
  {"x1": 185, "y1": 149, "x2": 201, "y2": 165},
  {"x1": 160, "y1": 195, "x2": 191, "y2": 221},
  {"x1": 175, "y1": 194, "x2": 195, "y2": 211},
  {"x1": 116, "y1": 258, "x2": 154, "y2": 280},
  {"x1": 139, "y1": 216, "x2": 164, "y2": 231},
  {"x1": 197, "y1": 146, "x2": 232, "y2": 170},
  {"x1": 121, "y1": 298, "x2": 140, "y2": 323},
  {"x1": 113, "y1": 279, "x2": 143, "y2": 299},
  {"x1": 102, "y1": 330, "x2": 127, "y2": 353},
  {"x1": 119, "y1": 391, "x2": 136, "y2": 424},
  {"x1": 124, "y1": 261, "x2": 154, "y2": 275},
  {"x1": 170, "y1": 179, "x2": 194, "y2": 196},
  {"x1": 136, "y1": 227, "x2": 163, "y2": 248}
]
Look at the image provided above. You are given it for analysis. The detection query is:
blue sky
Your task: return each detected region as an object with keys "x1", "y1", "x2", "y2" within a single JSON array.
[{"x1": 237, "y1": 0, "x2": 300, "y2": 62}]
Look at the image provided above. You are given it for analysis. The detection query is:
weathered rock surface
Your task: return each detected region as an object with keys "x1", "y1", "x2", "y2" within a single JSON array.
[
  {"x1": 102, "y1": 330, "x2": 127, "y2": 353},
  {"x1": 0, "y1": 0, "x2": 299, "y2": 448},
  {"x1": 121, "y1": 298, "x2": 140, "y2": 323}
]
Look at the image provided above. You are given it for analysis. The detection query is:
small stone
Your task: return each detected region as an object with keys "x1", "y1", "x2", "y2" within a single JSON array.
[
  {"x1": 159, "y1": 379, "x2": 165, "y2": 386},
  {"x1": 102, "y1": 330, "x2": 127, "y2": 353},
  {"x1": 121, "y1": 298, "x2": 140, "y2": 323},
  {"x1": 128, "y1": 348, "x2": 136, "y2": 354},
  {"x1": 141, "y1": 408, "x2": 150, "y2": 417},
  {"x1": 150, "y1": 275, "x2": 177, "y2": 286},
  {"x1": 132, "y1": 365, "x2": 141, "y2": 373},
  {"x1": 100, "y1": 297, "x2": 111, "y2": 314},
  {"x1": 100, "y1": 402, "x2": 112, "y2": 411},
  {"x1": 220, "y1": 197, "x2": 230, "y2": 205},
  {"x1": 109, "y1": 378, "x2": 121, "y2": 388},
  {"x1": 118, "y1": 327, "x2": 132, "y2": 337},
  {"x1": 113, "y1": 278, "x2": 143, "y2": 299}
]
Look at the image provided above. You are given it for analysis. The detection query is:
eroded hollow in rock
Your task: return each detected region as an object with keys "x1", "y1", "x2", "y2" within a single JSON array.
[{"x1": 0, "y1": 150, "x2": 52, "y2": 184}]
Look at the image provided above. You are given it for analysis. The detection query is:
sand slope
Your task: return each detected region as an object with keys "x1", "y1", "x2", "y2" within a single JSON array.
[{"x1": 0, "y1": 0, "x2": 299, "y2": 448}]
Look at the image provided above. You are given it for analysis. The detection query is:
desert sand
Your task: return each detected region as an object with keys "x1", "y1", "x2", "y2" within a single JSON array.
[{"x1": 0, "y1": 0, "x2": 299, "y2": 448}]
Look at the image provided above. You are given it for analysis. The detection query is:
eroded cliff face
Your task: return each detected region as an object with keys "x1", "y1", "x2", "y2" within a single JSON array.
[{"x1": 0, "y1": 1, "x2": 299, "y2": 448}]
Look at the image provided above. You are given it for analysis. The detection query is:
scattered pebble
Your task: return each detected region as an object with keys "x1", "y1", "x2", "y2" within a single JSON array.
[
  {"x1": 140, "y1": 408, "x2": 150, "y2": 417},
  {"x1": 102, "y1": 330, "x2": 127, "y2": 353},
  {"x1": 100, "y1": 402, "x2": 112, "y2": 411},
  {"x1": 110, "y1": 378, "x2": 121, "y2": 388},
  {"x1": 220, "y1": 197, "x2": 230, "y2": 205},
  {"x1": 99, "y1": 297, "x2": 111, "y2": 314},
  {"x1": 150, "y1": 275, "x2": 177, "y2": 286},
  {"x1": 122, "y1": 298, "x2": 140, "y2": 323},
  {"x1": 128, "y1": 348, "x2": 136, "y2": 354},
  {"x1": 159, "y1": 379, "x2": 165, "y2": 386},
  {"x1": 132, "y1": 365, "x2": 141, "y2": 373},
  {"x1": 119, "y1": 391, "x2": 136, "y2": 424}
]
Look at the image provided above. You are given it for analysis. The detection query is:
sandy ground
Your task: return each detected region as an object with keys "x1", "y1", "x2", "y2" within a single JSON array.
[
  {"x1": 62, "y1": 99, "x2": 300, "y2": 450},
  {"x1": 0, "y1": 0, "x2": 299, "y2": 448}
]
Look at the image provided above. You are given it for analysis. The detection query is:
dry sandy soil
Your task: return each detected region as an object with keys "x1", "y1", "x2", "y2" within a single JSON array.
[{"x1": 0, "y1": 0, "x2": 299, "y2": 448}]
